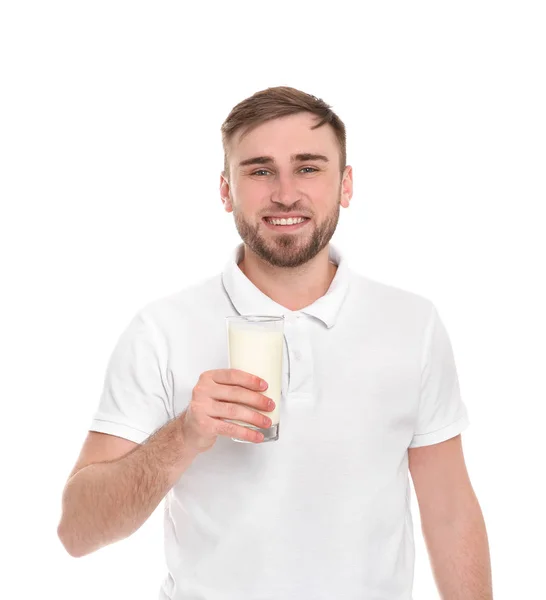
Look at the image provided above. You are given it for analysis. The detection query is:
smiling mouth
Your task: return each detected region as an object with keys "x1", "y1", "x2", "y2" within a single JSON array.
[{"x1": 262, "y1": 217, "x2": 311, "y2": 231}]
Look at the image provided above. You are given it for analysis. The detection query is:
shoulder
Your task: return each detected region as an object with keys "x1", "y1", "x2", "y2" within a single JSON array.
[
  {"x1": 133, "y1": 273, "x2": 227, "y2": 338},
  {"x1": 347, "y1": 270, "x2": 435, "y2": 326}
]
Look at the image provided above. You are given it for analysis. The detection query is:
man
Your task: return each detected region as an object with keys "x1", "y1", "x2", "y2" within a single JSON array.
[{"x1": 58, "y1": 86, "x2": 493, "y2": 599}]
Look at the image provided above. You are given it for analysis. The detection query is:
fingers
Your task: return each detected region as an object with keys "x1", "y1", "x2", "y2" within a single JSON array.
[
  {"x1": 208, "y1": 369, "x2": 268, "y2": 392},
  {"x1": 210, "y1": 398, "x2": 273, "y2": 430},
  {"x1": 210, "y1": 383, "x2": 274, "y2": 413},
  {"x1": 215, "y1": 419, "x2": 265, "y2": 443},
  {"x1": 186, "y1": 369, "x2": 276, "y2": 448}
]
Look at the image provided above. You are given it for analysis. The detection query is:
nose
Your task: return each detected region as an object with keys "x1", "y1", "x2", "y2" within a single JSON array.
[{"x1": 271, "y1": 172, "x2": 300, "y2": 207}]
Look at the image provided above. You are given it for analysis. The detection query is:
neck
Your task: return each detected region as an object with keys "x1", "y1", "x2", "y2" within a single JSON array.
[{"x1": 238, "y1": 244, "x2": 338, "y2": 312}]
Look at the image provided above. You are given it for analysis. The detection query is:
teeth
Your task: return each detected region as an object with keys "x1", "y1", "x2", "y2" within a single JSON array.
[{"x1": 267, "y1": 217, "x2": 306, "y2": 226}]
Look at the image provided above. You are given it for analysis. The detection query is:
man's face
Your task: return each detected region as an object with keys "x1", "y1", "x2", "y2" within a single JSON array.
[{"x1": 220, "y1": 112, "x2": 353, "y2": 268}]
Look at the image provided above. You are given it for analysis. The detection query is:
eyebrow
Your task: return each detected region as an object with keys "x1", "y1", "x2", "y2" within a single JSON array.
[{"x1": 238, "y1": 153, "x2": 330, "y2": 168}]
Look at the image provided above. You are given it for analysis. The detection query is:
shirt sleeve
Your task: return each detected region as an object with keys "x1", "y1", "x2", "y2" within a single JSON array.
[
  {"x1": 409, "y1": 304, "x2": 470, "y2": 448},
  {"x1": 89, "y1": 309, "x2": 173, "y2": 444}
]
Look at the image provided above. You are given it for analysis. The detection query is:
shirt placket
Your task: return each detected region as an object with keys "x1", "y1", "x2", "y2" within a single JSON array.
[{"x1": 282, "y1": 313, "x2": 314, "y2": 399}]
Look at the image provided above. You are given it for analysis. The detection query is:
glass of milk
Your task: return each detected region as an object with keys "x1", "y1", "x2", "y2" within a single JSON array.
[{"x1": 225, "y1": 315, "x2": 284, "y2": 443}]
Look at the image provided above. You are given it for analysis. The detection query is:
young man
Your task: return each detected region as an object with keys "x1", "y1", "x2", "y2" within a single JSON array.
[{"x1": 58, "y1": 86, "x2": 493, "y2": 599}]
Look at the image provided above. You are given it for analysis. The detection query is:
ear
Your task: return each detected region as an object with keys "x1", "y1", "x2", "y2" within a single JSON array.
[
  {"x1": 220, "y1": 172, "x2": 233, "y2": 213},
  {"x1": 340, "y1": 165, "x2": 353, "y2": 209}
]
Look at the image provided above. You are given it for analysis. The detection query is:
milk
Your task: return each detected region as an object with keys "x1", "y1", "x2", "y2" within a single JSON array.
[{"x1": 227, "y1": 326, "x2": 284, "y2": 427}]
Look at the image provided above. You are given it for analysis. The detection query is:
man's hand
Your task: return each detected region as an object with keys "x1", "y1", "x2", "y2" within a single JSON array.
[{"x1": 180, "y1": 369, "x2": 276, "y2": 453}]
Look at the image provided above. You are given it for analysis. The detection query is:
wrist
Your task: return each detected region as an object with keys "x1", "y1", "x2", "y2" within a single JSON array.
[{"x1": 177, "y1": 409, "x2": 214, "y2": 457}]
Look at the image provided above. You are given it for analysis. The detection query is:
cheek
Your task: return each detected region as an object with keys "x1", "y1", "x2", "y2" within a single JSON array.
[
  {"x1": 306, "y1": 176, "x2": 339, "y2": 195},
  {"x1": 234, "y1": 181, "x2": 273, "y2": 210},
  {"x1": 233, "y1": 176, "x2": 263, "y2": 195}
]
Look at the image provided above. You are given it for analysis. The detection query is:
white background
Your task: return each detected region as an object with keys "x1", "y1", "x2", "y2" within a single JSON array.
[{"x1": 1, "y1": 1, "x2": 544, "y2": 598}]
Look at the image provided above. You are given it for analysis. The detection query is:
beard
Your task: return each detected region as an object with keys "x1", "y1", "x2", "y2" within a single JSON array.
[{"x1": 232, "y1": 196, "x2": 341, "y2": 269}]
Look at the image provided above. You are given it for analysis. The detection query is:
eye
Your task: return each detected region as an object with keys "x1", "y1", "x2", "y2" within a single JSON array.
[
  {"x1": 251, "y1": 169, "x2": 271, "y2": 176},
  {"x1": 300, "y1": 167, "x2": 318, "y2": 174}
]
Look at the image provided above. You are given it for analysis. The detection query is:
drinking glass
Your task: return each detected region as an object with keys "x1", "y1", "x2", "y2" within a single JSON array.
[{"x1": 225, "y1": 315, "x2": 284, "y2": 443}]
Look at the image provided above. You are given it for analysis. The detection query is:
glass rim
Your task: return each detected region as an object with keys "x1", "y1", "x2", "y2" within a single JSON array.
[{"x1": 226, "y1": 314, "x2": 284, "y2": 323}]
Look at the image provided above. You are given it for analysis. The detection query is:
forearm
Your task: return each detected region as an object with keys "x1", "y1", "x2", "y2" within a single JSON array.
[
  {"x1": 58, "y1": 416, "x2": 198, "y2": 557},
  {"x1": 422, "y1": 503, "x2": 493, "y2": 599}
]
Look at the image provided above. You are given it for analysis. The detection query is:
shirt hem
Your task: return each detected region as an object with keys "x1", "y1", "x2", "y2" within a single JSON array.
[
  {"x1": 408, "y1": 414, "x2": 470, "y2": 448},
  {"x1": 89, "y1": 418, "x2": 152, "y2": 444}
]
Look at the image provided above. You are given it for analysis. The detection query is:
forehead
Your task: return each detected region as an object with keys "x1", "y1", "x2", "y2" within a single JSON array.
[{"x1": 231, "y1": 112, "x2": 338, "y2": 161}]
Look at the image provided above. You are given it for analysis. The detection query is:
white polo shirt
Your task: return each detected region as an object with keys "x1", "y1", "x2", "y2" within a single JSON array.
[{"x1": 90, "y1": 242, "x2": 470, "y2": 600}]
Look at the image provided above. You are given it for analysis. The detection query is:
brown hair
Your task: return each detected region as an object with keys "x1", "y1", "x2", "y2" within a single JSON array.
[{"x1": 221, "y1": 86, "x2": 346, "y2": 181}]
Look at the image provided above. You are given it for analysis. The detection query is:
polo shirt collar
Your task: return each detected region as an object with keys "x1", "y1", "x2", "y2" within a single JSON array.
[{"x1": 221, "y1": 243, "x2": 350, "y2": 329}]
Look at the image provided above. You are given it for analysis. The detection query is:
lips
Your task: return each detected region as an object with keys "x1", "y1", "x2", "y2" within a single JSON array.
[
  {"x1": 263, "y1": 217, "x2": 308, "y2": 224},
  {"x1": 262, "y1": 217, "x2": 310, "y2": 231}
]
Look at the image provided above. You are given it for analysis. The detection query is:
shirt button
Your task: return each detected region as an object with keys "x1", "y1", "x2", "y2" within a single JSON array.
[{"x1": 294, "y1": 351, "x2": 302, "y2": 361}]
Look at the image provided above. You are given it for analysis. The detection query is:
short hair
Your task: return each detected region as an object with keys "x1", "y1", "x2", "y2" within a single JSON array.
[{"x1": 221, "y1": 86, "x2": 346, "y2": 180}]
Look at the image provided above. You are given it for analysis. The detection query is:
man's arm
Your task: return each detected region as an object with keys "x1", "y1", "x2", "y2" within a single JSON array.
[
  {"x1": 58, "y1": 368, "x2": 273, "y2": 558},
  {"x1": 408, "y1": 435, "x2": 493, "y2": 599},
  {"x1": 57, "y1": 416, "x2": 199, "y2": 558}
]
